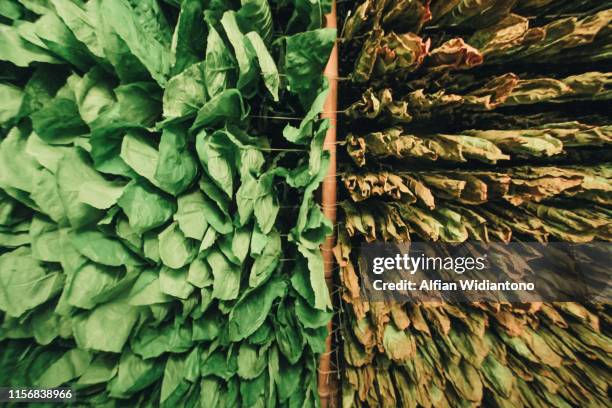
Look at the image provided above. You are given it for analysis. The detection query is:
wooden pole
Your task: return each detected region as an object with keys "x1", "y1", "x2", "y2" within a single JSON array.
[{"x1": 319, "y1": 2, "x2": 338, "y2": 407}]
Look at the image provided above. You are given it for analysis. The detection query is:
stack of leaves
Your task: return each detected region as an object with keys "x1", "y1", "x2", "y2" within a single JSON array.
[
  {"x1": 0, "y1": 0, "x2": 336, "y2": 406},
  {"x1": 337, "y1": 1, "x2": 612, "y2": 406}
]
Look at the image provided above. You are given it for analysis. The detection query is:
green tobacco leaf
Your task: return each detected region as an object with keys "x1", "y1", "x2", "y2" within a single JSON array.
[
  {"x1": 108, "y1": 351, "x2": 164, "y2": 397},
  {"x1": 36, "y1": 349, "x2": 92, "y2": 388},
  {"x1": 237, "y1": 0, "x2": 273, "y2": 45},
  {"x1": 249, "y1": 229, "x2": 281, "y2": 287},
  {"x1": 246, "y1": 31, "x2": 279, "y2": 101},
  {"x1": 32, "y1": 12, "x2": 95, "y2": 72},
  {"x1": 0, "y1": 127, "x2": 42, "y2": 193},
  {"x1": 73, "y1": 301, "x2": 139, "y2": 353},
  {"x1": 160, "y1": 354, "x2": 187, "y2": 403},
  {"x1": 228, "y1": 277, "x2": 286, "y2": 341},
  {"x1": 131, "y1": 320, "x2": 193, "y2": 359},
  {"x1": 50, "y1": 0, "x2": 106, "y2": 58},
  {"x1": 187, "y1": 256, "x2": 213, "y2": 288},
  {"x1": 155, "y1": 124, "x2": 198, "y2": 195},
  {"x1": 295, "y1": 298, "x2": 332, "y2": 329},
  {"x1": 254, "y1": 171, "x2": 280, "y2": 233},
  {"x1": 158, "y1": 222, "x2": 197, "y2": 269},
  {"x1": 201, "y1": 349, "x2": 237, "y2": 381},
  {"x1": 100, "y1": 0, "x2": 173, "y2": 85},
  {"x1": 65, "y1": 262, "x2": 134, "y2": 309},
  {"x1": 70, "y1": 228, "x2": 142, "y2": 267},
  {"x1": 25, "y1": 133, "x2": 70, "y2": 174},
  {"x1": 117, "y1": 180, "x2": 176, "y2": 233},
  {"x1": 196, "y1": 130, "x2": 236, "y2": 198},
  {"x1": 275, "y1": 301, "x2": 305, "y2": 364},
  {"x1": 0, "y1": 24, "x2": 59, "y2": 67},
  {"x1": 237, "y1": 343, "x2": 267, "y2": 380},
  {"x1": 276, "y1": 357, "x2": 302, "y2": 402},
  {"x1": 0, "y1": 83, "x2": 24, "y2": 125},
  {"x1": 128, "y1": 269, "x2": 173, "y2": 306},
  {"x1": 297, "y1": 245, "x2": 331, "y2": 311},
  {"x1": 174, "y1": 189, "x2": 209, "y2": 240},
  {"x1": 199, "y1": 173, "x2": 230, "y2": 217},
  {"x1": 0, "y1": 1, "x2": 345, "y2": 405},
  {"x1": 120, "y1": 131, "x2": 160, "y2": 183},
  {"x1": 30, "y1": 216, "x2": 61, "y2": 262},
  {"x1": 56, "y1": 149, "x2": 106, "y2": 228},
  {"x1": 236, "y1": 174, "x2": 258, "y2": 226},
  {"x1": 94, "y1": 0, "x2": 149, "y2": 83},
  {"x1": 171, "y1": 0, "x2": 205, "y2": 74},
  {"x1": 160, "y1": 265, "x2": 194, "y2": 299},
  {"x1": 207, "y1": 248, "x2": 241, "y2": 300},
  {"x1": 0, "y1": 247, "x2": 63, "y2": 318},
  {"x1": 232, "y1": 226, "x2": 251, "y2": 263},
  {"x1": 221, "y1": 11, "x2": 257, "y2": 95},
  {"x1": 77, "y1": 354, "x2": 118, "y2": 386},
  {"x1": 78, "y1": 180, "x2": 125, "y2": 210},
  {"x1": 191, "y1": 88, "x2": 247, "y2": 130},
  {"x1": 163, "y1": 62, "x2": 207, "y2": 120},
  {"x1": 90, "y1": 82, "x2": 161, "y2": 175},
  {"x1": 284, "y1": 28, "x2": 335, "y2": 107},
  {"x1": 0, "y1": 1, "x2": 22, "y2": 20},
  {"x1": 282, "y1": 88, "x2": 328, "y2": 145},
  {"x1": 31, "y1": 97, "x2": 89, "y2": 145},
  {"x1": 72, "y1": 68, "x2": 116, "y2": 124},
  {"x1": 287, "y1": 0, "x2": 333, "y2": 32},
  {"x1": 205, "y1": 25, "x2": 236, "y2": 98}
]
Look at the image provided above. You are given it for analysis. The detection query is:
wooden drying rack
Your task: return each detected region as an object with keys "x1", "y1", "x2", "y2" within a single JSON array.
[{"x1": 319, "y1": 1, "x2": 339, "y2": 407}]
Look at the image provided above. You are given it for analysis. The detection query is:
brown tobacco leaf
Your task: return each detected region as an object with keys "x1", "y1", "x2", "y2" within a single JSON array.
[
  {"x1": 345, "y1": 74, "x2": 517, "y2": 122},
  {"x1": 469, "y1": 13, "x2": 541, "y2": 56},
  {"x1": 382, "y1": 0, "x2": 432, "y2": 33},
  {"x1": 462, "y1": 129, "x2": 564, "y2": 158},
  {"x1": 471, "y1": 9, "x2": 612, "y2": 63},
  {"x1": 504, "y1": 72, "x2": 612, "y2": 105},
  {"x1": 535, "y1": 122, "x2": 612, "y2": 147},
  {"x1": 447, "y1": 204, "x2": 510, "y2": 242},
  {"x1": 348, "y1": 71, "x2": 610, "y2": 122},
  {"x1": 345, "y1": 88, "x2": 413, "y2": 125},
  {"x1": 343, "y1": 326, "x2": 375, "y2": 367},
  {"x1": 429, "y1": 134, "x2": 511, "y2": 163},
  {"x1": 475, "y1": 203, "x2": 550, "y2": 242},
  {"x1": 342, "y1": 171, "x2": 417, "y2": 203},
  {"x1": 373, "y1": 200, "x2": 412, "y2": 242},
  {"x1": 522, "y1": 201, "x2": 612, "y2": 242},
  {"x1": 347, "y1": 124, "x2": 612, "y2": 166},
  {"x1": 339, "y1": 164, "x2": 611, "y2": 243},
  {"x1": 347, "y1": 128, "x2": 434, "y2": 166},
  {"x1": 431, "y1": 0, "x2": 517, "y2": 29},
  {"x1": 345, "y1": 87, "x2": 462, "y2": 122},
  {"x1": 383, "y1": 323, "x2": 417, "y2": 362},
  {"x1": 342, "y1": 0, "x2": 375, "y2": 41},
  {"x1": 353, "y1": 29, "x2": 384, "y2": 83},
  {"x1": 342, "y1": 300, "x2": 612, "y2": 407},
  {"x1": 512, "y1": 0, "x2": 558, "y2": 13},
  {"x1": 426, "y1": 38, "x2": 484, "y2": 71},
  {"x1": 405, "y1": 175, "x2": 436, "y2": 209},
  {"x1": 346, "y1": 127, "x2": 511, "y2": 166},
  {"x1": 466, "y1": 73, "x2": 520, "y2": 109},
  {"x1": 334, "y1": 230, "x2": 363, "y2": 312},
  {"x1": 342, "y1": 0, "x2": 433, "y2": 39},
  {"x1": 340, "y1": 5, "x2": 612, "y2": 406},
  {"x1": 353, "y1": 30, "x2": 430, "y2": 82},
  {"x1": 374, "y1": 32, "x2": 431, "y2": 78},
  {"x1": 390, "y1": 301, "x2": 411, "y2": 330}
]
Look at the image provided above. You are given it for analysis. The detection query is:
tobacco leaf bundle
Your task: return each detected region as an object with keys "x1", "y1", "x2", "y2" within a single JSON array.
[
  {"x1": 339, "y1": 2, "x2": 612, "y2": 407},
  {"x1": 0, "y1": 0, "x2": 336, "y2": 406}
]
